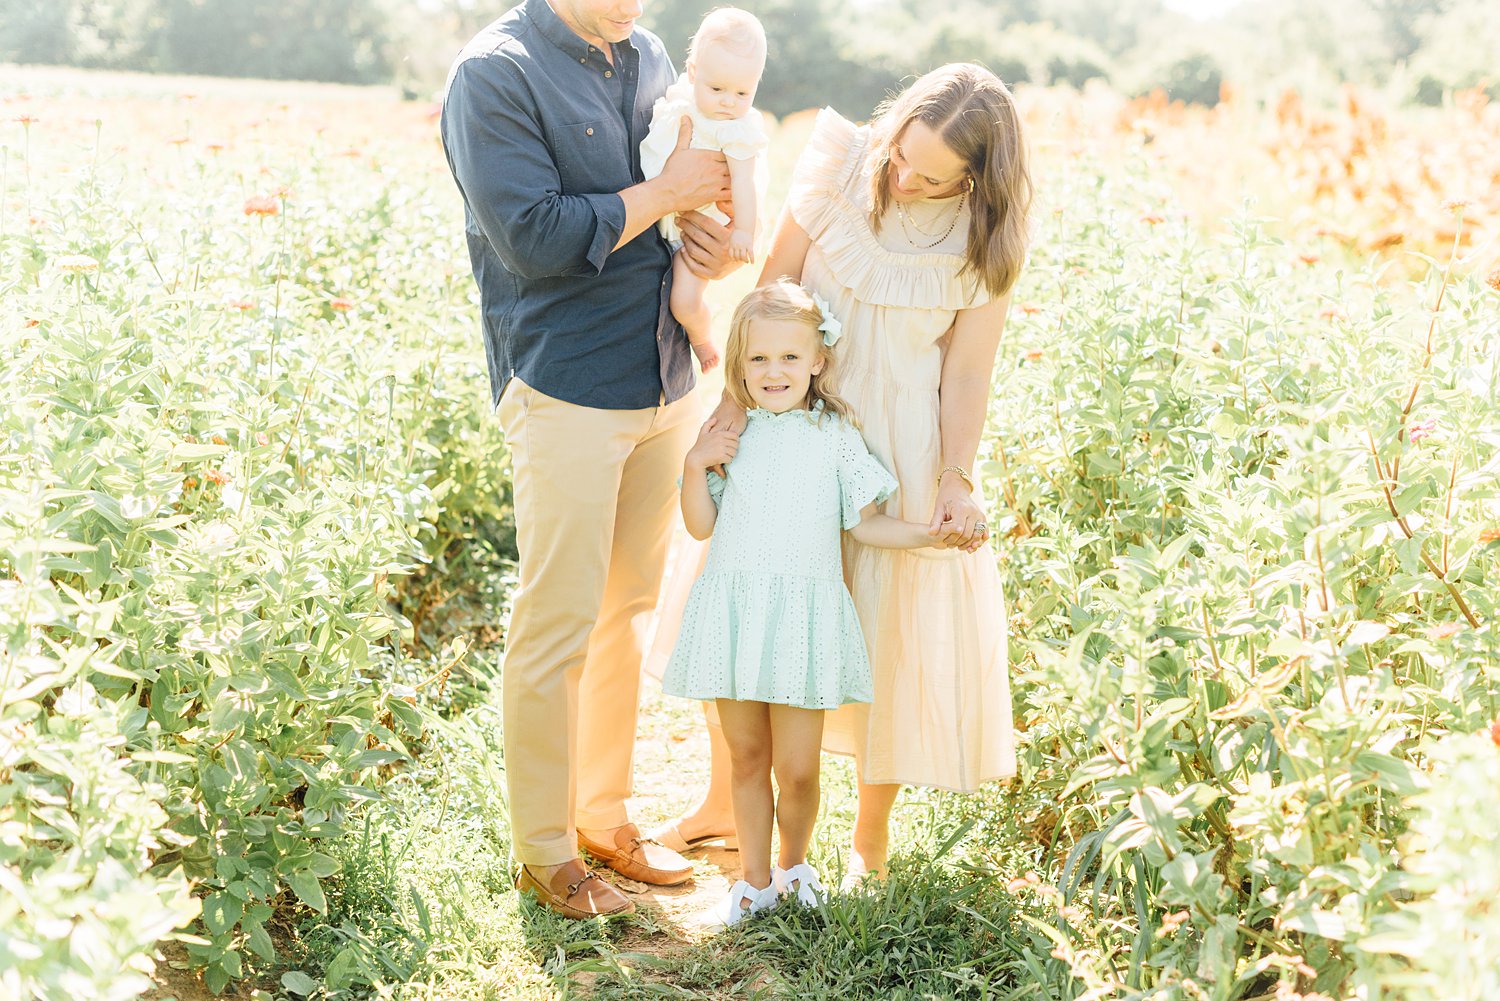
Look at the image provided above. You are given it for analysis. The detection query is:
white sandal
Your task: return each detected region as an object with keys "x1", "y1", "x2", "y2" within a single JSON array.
[
  {"x1": 773, "y1": 862, "x2": 826, "y2": 908},
  {"x1": 722, "y1": 879, "x2": 779, "y2": 926}
]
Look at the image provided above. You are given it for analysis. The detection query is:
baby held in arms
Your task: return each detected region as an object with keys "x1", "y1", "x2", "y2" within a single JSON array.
[{"x1": 639, "y1": 6, "x2": 769, "y2": 372}]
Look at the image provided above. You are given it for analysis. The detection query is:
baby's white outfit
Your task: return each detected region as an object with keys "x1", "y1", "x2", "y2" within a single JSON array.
[{"x1": 639, "y1": 74, "x2": 769, "y2": 243}]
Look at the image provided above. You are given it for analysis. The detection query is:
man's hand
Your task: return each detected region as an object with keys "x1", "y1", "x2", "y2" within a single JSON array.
[
  {"x1": 657, "y1": 117, "x2": 730, "y2": 213},
  {"x1": 678, "y1": 209, "x2": 743, "y2": 279}
]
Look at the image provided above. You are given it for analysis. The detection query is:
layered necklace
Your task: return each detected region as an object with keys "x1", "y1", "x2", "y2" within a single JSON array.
[{"x1": 895, "y1": 189, "x2": 968, "y2": 249}]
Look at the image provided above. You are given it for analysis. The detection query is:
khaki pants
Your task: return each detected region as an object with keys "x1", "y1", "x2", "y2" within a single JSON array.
[{"x1": 497, "y1": 376, "x2": 697, "y2": 866}]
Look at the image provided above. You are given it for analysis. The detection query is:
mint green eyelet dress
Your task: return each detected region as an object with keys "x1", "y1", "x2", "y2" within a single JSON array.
[{"x1": 661, "y1": 405, "x2": 896, "y2": 710}]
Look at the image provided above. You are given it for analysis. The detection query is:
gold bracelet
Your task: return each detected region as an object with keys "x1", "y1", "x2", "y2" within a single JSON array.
[{"x1": 936, "y1": 464, "x2": 974, "y2": 494}]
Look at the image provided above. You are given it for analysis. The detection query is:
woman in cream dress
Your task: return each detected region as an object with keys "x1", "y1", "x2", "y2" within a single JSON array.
[{"x1": 654, "y1": 63, "x2": 1033, "y2": 878}]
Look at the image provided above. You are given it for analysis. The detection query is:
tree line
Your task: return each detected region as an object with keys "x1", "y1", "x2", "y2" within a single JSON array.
[{"x1": 2, "y1": 0, "x2": 1494, "y2": 112}]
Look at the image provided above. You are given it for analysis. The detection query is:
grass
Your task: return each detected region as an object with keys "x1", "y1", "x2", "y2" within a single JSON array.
[{"x1": 274, "y1": 671, "x2": 1052, "y2": 1001}]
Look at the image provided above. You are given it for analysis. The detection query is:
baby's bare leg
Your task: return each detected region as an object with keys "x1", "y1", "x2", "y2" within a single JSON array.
[{"x1": 670, "y1": 252, "x2": 717, "y2": 371}]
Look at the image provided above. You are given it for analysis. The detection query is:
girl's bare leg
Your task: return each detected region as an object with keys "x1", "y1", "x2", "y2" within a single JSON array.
[
  {"x1": 851, "y1": 779, "x2": 901, "y2": 878},
  {"x1": 715, "y1": 699, "x2": 774, "y2": 893},
  {"x1": 767, "y1": 705, "x2": 826, "y2": 869}
]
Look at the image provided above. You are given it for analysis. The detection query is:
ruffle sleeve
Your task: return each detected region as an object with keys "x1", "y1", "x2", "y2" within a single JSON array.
[
  {"x1": 786, "y1": 107, "x2": 864, "y2": 241},
  {"x1": 832, "y1": 419, "x2": 897, "y2": 529},
  {"x1": 789, "y1": 108, "x2": 989, "y2": 311},
  {"x1": 707, "y1": 469, "x2": 727, "y2": 507},
  {"x1": 716, "y1": 107, "x2": 769, "y2": 160},
  {"x1": 640, "y1": 76, "x2": 695, "y2": 181}
]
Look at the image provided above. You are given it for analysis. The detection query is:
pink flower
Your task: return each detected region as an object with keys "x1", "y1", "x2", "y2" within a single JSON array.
[
  {"x1": 1408, "y1": 419, "x2": 1437, "y2": 442},
  {"x1": 243, "y1": 195, "x2": 279, "y2": 217}
]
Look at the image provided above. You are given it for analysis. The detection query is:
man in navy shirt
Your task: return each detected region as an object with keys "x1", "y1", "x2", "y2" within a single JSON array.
[{"x1": 441, "y1": 0, "x2": 735, "y2": 919}]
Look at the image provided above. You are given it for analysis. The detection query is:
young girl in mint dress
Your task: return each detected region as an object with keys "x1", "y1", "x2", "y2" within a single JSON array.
[{"x1": 662, "y1": 278, "x2": 950, "y2": 925}]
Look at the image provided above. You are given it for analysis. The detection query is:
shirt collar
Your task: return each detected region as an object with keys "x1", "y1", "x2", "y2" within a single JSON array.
[{"x1": 525, "y1": 0, "x2": 636, "y2": 64}]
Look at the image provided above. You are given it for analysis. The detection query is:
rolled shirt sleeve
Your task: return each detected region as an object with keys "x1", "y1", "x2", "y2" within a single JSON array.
[{"x1": 443, "y1": 59, "x2": 624, "y2": 280}]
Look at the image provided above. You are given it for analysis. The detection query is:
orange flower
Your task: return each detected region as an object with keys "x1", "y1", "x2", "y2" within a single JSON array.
[
  {"x1": 226, "y1": 299, "x2": 255, "y2": 312},
  {"x1": 1490, "y1": 719, "x2": 1500, "y2": 747},
  {"x1": 255, "y1": 431, "x2": 270, "y2": 447},
  {"x1": 14, "y1": 114, "x2": 39, "y2": 125},
  {"x1": 1318, "y1": 306, "x2": 1345, "y2": 322},
  {"x1": 1441, "y1": 197, "x2": 1470, "y2": 214},
  {"x1": 243, "y1": 195, "x2": 279, "y2": 217},
  {"x1": 1020, "y1": 302, "x2": 1043, "y2": 315},
  {"x1": 1426, "y1": 622, "x2": 1462, "y2": 640},
  {"x1": 1140, "y1": 213, "x2": 1166, "y2": 225},
  {"x1": 329, "y1": 296, "x2": 355, "y2": 312},
  {"x1": 183, "y1": 476, "x2": 199, "y2": 489},
  {"x1": 54, "y1": 254, "x2": 99, "y2": 274},
  {"x1": 1485, "y1": 268, "x2": 1500, "y2": 293},
  {"x1": 205, "y1": 140, "x2": 226, "y2": 153},
  {"x1": 211, "y1": 434, "x2": 227, "y2": 446},
  {"x1": 1479, "y1": 527, "x2": 1500, "y2": 543},
  {"x1": 1024, "y1": 348, "x2": 1045, "y2": 362},
  {"x1": 168, "y1": 135, "x2": 189, "y2": 146},
  {"x1": 205, "y1": 468, "x2": 229, "y2": 486},
  {"x1": 1298, "y1": 253, "x2": 1320, "y2": 266}
]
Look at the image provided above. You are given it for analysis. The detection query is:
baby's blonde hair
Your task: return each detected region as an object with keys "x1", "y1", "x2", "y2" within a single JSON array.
[
  {"x1": 687, "y1": 7, "x2": 767, "y2": 67},
  {"x1": 723, "y1": 278, "x2": 854, "y2": 423}
]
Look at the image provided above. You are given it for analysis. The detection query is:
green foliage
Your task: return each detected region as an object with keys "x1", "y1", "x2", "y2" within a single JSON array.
[
  {"x1": 964, "y1": 163, "x2": 1500, "y2": 996},
  {"x1": 0, "y1": 103, "x2": 511, "y2": 997}
]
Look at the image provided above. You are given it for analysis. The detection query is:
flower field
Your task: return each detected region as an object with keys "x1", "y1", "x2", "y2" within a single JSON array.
[{"x1": 3, "y1": 65, "x2": 1499, "y2": 1001}]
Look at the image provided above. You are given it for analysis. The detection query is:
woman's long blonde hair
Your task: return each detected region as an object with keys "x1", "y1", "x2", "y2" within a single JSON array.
[
  {"x1": 866, "y1": 63, "x2": 1033, "y2": 299},
  {"x1": 723, "y1": 279, "x2": 855, "y2": 423}
]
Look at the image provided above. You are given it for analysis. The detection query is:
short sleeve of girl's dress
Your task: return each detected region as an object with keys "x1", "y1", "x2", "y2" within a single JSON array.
[
  {"x1": 707, "y1": 469, "x2": 727, "y2": 507},
  {"x1": 786, "y1": 107, "x2": 862, "y2": 241},
  {"x1": 832, "y1": 420, "x2": 897, "y2": 529}
]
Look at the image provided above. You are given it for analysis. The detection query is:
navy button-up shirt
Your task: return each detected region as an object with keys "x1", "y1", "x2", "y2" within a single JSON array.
[{"x1": 440, "y1": 0, "x2": 693, "y2": 411}]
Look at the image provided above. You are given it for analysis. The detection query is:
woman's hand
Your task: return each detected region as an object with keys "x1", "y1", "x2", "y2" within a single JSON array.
[{"x1": 928, "y1": 476, "x2": 989, "y2": 552}]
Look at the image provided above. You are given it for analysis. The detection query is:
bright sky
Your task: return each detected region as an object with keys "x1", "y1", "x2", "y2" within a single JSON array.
[{"x1": 1161, "y1": 0, "x2": 1244, "y2": 19}]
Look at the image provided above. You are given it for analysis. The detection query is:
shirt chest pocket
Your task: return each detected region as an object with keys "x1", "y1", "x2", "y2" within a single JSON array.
[{"x1": 549, "y1": 117, "x2": 631, "y2": 194}]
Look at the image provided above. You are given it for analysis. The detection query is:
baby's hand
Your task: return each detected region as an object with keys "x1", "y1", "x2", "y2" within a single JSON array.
[
  {"x1": 728, "y1": 228, "x2": 755, "y2": 263},
  {"x1": 687, "y1": 418, "x2": 738, "y2": 471},
  {"x1": 691, "y1": 338, "x2": 720, "y2": 373}
]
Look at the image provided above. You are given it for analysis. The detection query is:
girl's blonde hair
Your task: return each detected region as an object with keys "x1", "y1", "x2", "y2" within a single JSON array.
[
  {"x1": 687, "y1": 7, "x2": 767, "y2": 67},
  {"x1": 723, "y1": 278, "x2": 855, "y2": 423},
  {"x1": 866, "y1": 62, "x2": 1033, "y2": 299}
]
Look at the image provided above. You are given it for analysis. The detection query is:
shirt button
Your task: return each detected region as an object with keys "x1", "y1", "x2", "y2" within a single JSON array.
[
  {"x1": 579, "y1": 57, "x2": 586, "y2": 64},
  {"x1": 604, "y1": 70, "x2": 613, "y2": 78},
  {"x1": 586, "y1": 127, "x2": 594, "y2": 136}
]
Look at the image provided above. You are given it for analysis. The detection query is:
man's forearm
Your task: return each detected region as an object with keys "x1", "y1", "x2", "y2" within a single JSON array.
[{"x1": 613, "y1": 176, "x2": 680, "y2": 250}]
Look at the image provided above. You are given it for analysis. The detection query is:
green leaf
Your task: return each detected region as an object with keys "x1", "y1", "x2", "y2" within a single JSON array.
[
  {"x1": 201, "y1": 891, "x2": 242, "y2": 936},
  {"x1": 284, "y1": 870, "x2": 326, "y2": 914},
  {"x1": 281, "y1": 971, "x2": 318, "y2": 995}
]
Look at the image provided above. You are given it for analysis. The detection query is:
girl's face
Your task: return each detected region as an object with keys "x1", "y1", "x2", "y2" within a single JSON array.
[
  {"x1": 741, "y1": 319, "x2": 824, "y2": 413},
  {"x1": 687, "y1": 44, "x2": 762, "y2": 121},
  {"x1": 887, "y1": 120, "x2": 969, "y2": 203}
]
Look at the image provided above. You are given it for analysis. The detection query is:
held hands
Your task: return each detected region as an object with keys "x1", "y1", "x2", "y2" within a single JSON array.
[
  {"x1": 928, "y1": 478, "x2": 990, "y2": 552},
  {"x1": 727, "y1": 227, "x2": 755, "y2": 263},
  {"x1": 702, "y1": 394, "x2": 746, "y2": 476},
  {"x1": 687, "y1": 417, "x2": 739, "y2": 472}
]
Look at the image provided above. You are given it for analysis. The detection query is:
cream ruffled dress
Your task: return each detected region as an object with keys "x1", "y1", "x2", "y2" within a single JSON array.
[
  {"x1": 646, "y1": 108, "x2": 1016, "y2": 792},
  {"x1": 638, "y1": 74, "x2": 769, "y2": 243}
]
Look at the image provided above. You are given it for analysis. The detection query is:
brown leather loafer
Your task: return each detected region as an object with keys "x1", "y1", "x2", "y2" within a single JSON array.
[
  {"x1": 578, "y1": 823, "x2": 694, "y2": 886},
  {"x1": 515, "y1": 859, "x2": 634, "y2": 919}
]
